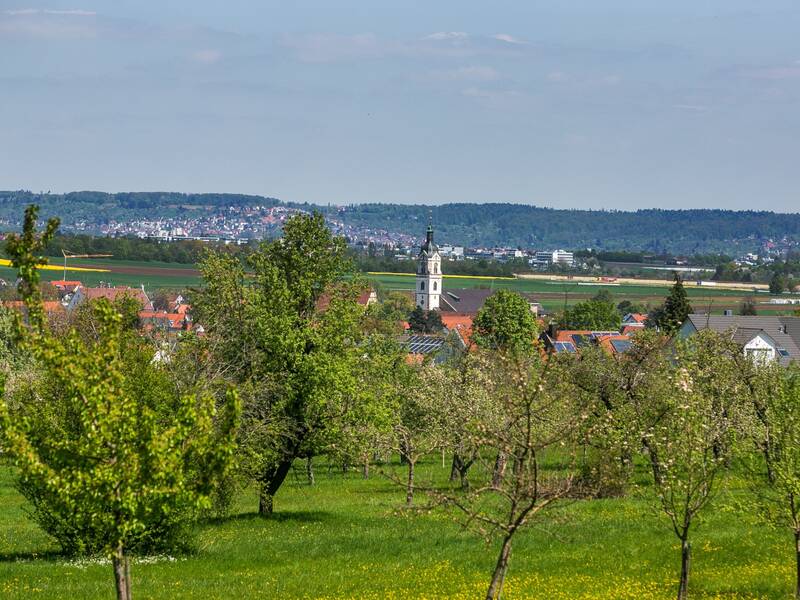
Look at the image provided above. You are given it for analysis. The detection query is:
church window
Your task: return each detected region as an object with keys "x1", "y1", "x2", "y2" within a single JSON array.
[
  {"x1": 420, "y1": 281, "x2": 425, "y2": 291},
  {"x1": 433, "y1": 281, "x2": 437, "y2": 291}
]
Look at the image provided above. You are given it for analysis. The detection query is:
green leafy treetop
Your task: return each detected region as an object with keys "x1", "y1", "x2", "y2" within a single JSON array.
[
  {"x1": 0, "y1": 205, "x2": 241, "y2": 600},
  {"x1": 473, "y1": 289, "x2": 538, "y2": 353},
  {"x1": 408, "y1": 305, "x2": 444, "y2": 333},
  {"x1": 560, "y1": 291, "x2": 621, "y2": 331},
  {"x1": 649, "y1": 272, "x2": 693, "y2": 334},
  {"x1": 770, "y1": 272, "x2": 787, "y2": 295}
]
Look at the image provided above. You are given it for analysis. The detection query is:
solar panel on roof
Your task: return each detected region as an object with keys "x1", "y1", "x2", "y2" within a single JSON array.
[
  {"x1": 610, "y1": 339, "x2": 633, "y2": 353},
  {"x1": 571, "y1": 334, "x2": 590, "y2": 347},
  {"x1": 406, "y1": 335, "x2": 445, "y2": 354},
  {"x1": 554, "y1": 341, "x2": 577, "y2": 353}
]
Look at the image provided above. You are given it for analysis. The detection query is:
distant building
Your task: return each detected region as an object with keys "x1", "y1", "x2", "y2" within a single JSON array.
[{"x1": 533, "y1": 249, "x2": 574, "y2": 269}]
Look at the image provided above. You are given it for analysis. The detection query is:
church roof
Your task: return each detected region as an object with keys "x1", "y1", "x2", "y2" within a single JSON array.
[
  {"x1": 439, "y1": 288, "x2": 538, "y2": 316},
  {"x1": 419, "y1": 224, "x2": 438, "y2": 255}
]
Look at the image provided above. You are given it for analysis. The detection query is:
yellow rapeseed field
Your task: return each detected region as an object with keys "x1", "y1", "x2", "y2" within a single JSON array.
[{"x1": 0, "y1": 259, "x2": 109, "y2": 273}]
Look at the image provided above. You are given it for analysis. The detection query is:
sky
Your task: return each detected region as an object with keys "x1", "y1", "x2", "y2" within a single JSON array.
[{"x1": 2, "y1": 2, "x2": 800, "y2": 211}]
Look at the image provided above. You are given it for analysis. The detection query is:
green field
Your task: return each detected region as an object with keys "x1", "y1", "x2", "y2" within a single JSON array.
[
  {"x1": 2, "y1": 257, "x2": 797, "y2": 316},
  {"x1": 0, "y1": 458, "x2": 791, "y2": 599},
  {"x1": 366, "y1": 273, "x2": 799, "y2": 315},
  {"x1": 0, "y1": 258, "x2": 203, "y2": 292}
]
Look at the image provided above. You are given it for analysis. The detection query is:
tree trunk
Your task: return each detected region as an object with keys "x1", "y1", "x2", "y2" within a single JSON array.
[
  {"x1": 450, "y1": 453, "x2": 462, "y2": 482},
  {"x1": 485, "y1": 535, "x2": 513, "y2": 600},
  {"x1": 362, "y1": 457, "x2": 369, "y2": 479},
  {"x1": 460, "y1": 469, "x2": 470, "y2": 491},
  {"x1": 259, "y1": 459, "x2": 293, "y2": 515},
  {"x1": 795, "y1": 530, "x2": 800, "y2": 600},
  {"x1": 492, "y1": 452, "x2": 507, "y2": 488},
  {"x1": 406, "y1": 460, "x2": 415, "y2": 506},
  {"x1": 677, "y1": 539, "x2": 691, "y2": 600},
  {"x1": 113, "y1": 547, "x2": 132, "y2": 600},
  {"x1": 306, "y1": 456, "x2": 315, "y2": 486}
]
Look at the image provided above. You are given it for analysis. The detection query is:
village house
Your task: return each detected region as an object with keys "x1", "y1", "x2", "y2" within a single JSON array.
[
  {"x1": 679, "y1": 314, "x2": 800, "y2": 365},
  {"x1": 67, "y1": 285, "x2": 154, "y2": 312}
]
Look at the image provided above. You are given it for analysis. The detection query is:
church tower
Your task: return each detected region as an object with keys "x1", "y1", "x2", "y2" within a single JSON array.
[{"x1": 416, "y1": 224, "x2": 442, "y2": 310}]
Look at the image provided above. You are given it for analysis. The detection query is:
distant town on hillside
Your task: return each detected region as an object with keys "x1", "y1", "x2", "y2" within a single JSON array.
[{"x1": 1, "y1": 190, "x2": 800, "y2": 257}]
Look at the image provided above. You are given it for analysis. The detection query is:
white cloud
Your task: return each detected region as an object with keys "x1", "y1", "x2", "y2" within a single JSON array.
[
  {"x1": 424, "y1": 31, "x2": 468, "y2": 42},
  {"x1": 491, "y1": 34, "x2": 527, "y2": 45},
  {"x1": 3, "y1": 9, "x2": 96, "y2": 16},
  {"x1": 673, "y1": 104, "x2": 710, "y2": 112}
]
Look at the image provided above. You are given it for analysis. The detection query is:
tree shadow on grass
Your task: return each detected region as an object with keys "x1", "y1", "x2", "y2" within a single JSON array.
[
  {"x1": 203, "y1": 509, "x2": 334, "y2": 526},
  {"x1": 0, "y1": 548, "x2": 66, "y2": 563}
]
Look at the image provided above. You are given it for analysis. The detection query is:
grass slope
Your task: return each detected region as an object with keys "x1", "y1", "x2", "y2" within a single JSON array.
[{"x1": 0, "y1": 459, "x2": 791, "y2": 599}]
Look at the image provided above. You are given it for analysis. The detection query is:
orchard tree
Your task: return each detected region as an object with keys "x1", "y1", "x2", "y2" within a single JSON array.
[
  {"x1": 473, "y1": 289, "x2": 538, "y2": 352},
  {"x1": 194, "y1": 212, "x2": 379, "y2": 514},
  {"x1": 434, "y1": 350, "x2": 584, "y2": 600},
  {"x1": 333, "y1": 335, "x2": 406, "y2": 479},
  {"x1": 0, "y1": 206, "x2": 241, "y2": 600},
  {"x1": 636, "y1": 331, "x2": 745, "y2": 600},
  {"x1": 390, "y1": 364, "x2": 451, "y2": 506},
  {"x1": 746, "y1": 366, "x2": 800, "y2": 599},
  {"x1": 444, "y1": 351, "x2": 495, "y2": 490}
]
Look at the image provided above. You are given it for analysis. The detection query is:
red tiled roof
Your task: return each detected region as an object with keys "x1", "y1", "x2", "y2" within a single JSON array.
[
  {"x1": 139, "y1": 310, "x2": 187, "y2": 330},
  {"x1": 555, "y1": 330, "x2": 593, "y2": 342},
  {"x1": 4, "y1": 300, "x2": 65, "y2": 314},
  {"x1": 441, "y1": 314, "x2": 474, "y2": 346},
  {"x1": 625, "y1": 313, "x2": 648, "y2": 323},
  {"x1": 81, "y1": 287, "x2": 152, "y2": 309}
]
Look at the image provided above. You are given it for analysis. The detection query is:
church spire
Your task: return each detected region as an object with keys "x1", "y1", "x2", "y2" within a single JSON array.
[{"x1": 416, "y1": 223, "x2": 442, "y2": 311}]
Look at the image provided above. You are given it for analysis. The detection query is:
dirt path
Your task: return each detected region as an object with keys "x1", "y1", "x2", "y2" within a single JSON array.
[{"x1": 514, "y1": 272, "x2": 768, "y2": 292}]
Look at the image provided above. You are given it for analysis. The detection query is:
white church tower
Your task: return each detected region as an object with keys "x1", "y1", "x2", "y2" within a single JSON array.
[{"x1": 416, "y1": 224, "x2": 442, "y2": 310}]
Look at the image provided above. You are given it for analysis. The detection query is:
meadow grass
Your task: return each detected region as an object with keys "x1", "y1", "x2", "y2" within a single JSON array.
[{"x1": 0, "y1": 457, "x2": 792, "y2": 599}]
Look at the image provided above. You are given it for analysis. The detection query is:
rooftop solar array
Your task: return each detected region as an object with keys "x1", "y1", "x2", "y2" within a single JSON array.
[
  {"x1": 570, "y1": 334, "x2": 590, "y2": 347},
  {"x1": 589, "y1": 331, "x2": 622, "y2": 340},
  {"x1": 610, "y1": 339, "x2": 633, "y2": 353},
  {"x1": 553, "y1": 341, "x2": 577, "y2": 353},
  {"x1": 406, "y1": 335, "x2": 445, "y2": 355}
]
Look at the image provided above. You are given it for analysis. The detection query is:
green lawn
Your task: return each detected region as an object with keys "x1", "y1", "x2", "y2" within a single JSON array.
[{"x1": 0, "y1": 459, "x2": 791, "y2": 599}]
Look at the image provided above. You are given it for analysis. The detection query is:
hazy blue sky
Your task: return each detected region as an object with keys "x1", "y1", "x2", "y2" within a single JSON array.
[{"x1": 2, "y1": 2, "x2": 800, "y2": 210}]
